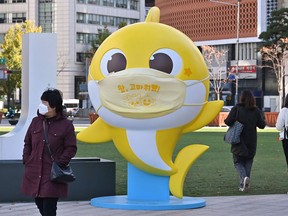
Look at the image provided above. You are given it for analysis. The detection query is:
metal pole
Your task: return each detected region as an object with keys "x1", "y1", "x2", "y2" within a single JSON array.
[
  {"x1": 235, "y1": 0, "x2": 240, "y2": 104},
  {"x1": 209, "y1": 0, "x2": 241, "y2": 104}
]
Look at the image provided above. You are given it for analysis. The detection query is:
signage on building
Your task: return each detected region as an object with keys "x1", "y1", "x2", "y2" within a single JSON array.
[
  {"x1": 0, "y1": 69, "x2": 8, "y2": 80},
  {"x1": 230, "y1": 60, "x2": 257, "y2": 79}
]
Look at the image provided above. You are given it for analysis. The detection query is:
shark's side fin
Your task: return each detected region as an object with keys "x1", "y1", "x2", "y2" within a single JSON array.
[
  {"x1": 77, "y1": 117, "x2": 112, "y2": 143},
  {"x1": 182, "y1": 100, "x2": 224, "y2": 133}
]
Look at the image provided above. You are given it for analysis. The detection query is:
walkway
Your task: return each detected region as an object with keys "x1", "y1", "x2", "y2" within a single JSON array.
[{"x1": 1, "y1": 194, "x2": 287, "y2": 216}]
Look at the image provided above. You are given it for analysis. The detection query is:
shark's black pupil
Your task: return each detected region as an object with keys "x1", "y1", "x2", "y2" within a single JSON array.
[
  {"x1": 149, "y1": 53, "x2": 173, "y2": 74},
  {"x1": 107, "y1": 53, "x2": 127, "y2": 73}
]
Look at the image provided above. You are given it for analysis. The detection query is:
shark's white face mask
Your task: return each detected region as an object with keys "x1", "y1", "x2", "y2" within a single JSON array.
[
  {"x1": 38, "y1": 103, "x2": 49, "y2": 115},
  {"x1": 90, "y1": 68, "x2": 208, "y2": 119},
  {"x1": 98, "y1": 69, "x2": 187, "y2": 118}
]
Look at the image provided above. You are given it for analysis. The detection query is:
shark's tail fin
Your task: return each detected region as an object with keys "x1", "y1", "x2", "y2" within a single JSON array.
[{"x1": 169, "y1": 144, "x2": 209, "y2": 198}]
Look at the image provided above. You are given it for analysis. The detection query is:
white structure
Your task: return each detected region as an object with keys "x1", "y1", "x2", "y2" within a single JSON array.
[
  {"x1": 0, "y1": 33, "x2": 57, "y2": 159},
  {"x1": 0, "y1": 0, "x2": 145, "y2": 100}
]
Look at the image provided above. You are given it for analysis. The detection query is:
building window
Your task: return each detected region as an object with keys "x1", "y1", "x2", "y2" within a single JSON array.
[
  {"x1": 116, "y1": 0, "x2": 127, "y2": 8},
  {"x1": 130, "y1": 19, "x2": 138, "y2": 24},
  {"x1": 0, "y1": 0, "x2": 8, "y2": 3},
  {"x1": 0, "y1": 13, "x2": 7, "y2": 23},
  {"x1": 75, "y1": 76, "x2": 86, "y2": 99},
  {"x1": 76, "y1": 52, "x2": 87, "y2": 63},
  {"x1": 89, "y1": 0, "x2": 99, "y2": 4},
  {"x1": 39, "y1": 0, "x2": 52, "y2": 2},
  {"x1": 77, "y1": 32, "x2": 97, "y2": 44},
  {"x1": 103, "y1": 0, "x2": 114, "y2": 7},
  {"x1": 77, "y1": 0, "x2": 140, "y2": 10},
  {"x1": 77, "y1": 12, "x2": 139, "y2": 27},
  {"x1": 130, "y1": 0, "x2": 138, "y2": 10},
  {"x1": 12, "y1": 0, "x2": 26, "y2": 3},
  {"x1": 115, "y1": 17, "x2": 127, "y2": 26},
  {"x1": 77, "y1": 33, "x2": 87, "y2": 44},
  {"x1": 88, "y1": 33, "x2": 98, "y2": 43},
  {"x1": 39, "y1": 0, "x2": 53, "y2": 32},
  {"x1": 88, "y1": 14, "x2": 100, "y2": 24},
  {"x1": 77, "y1": 13, "x2": 86, "y2": 23},
  {"x1": 0, "y1": 33, "x2": 5, "y2": 44},
  {"x1": 102, "y1": 16, "x2": 114, "y2": 26},
  {"x1": 12, "y1": 13, "x2": 26, "y2": 23},
  {"x1": 267, "y1": 0, "x2": 277, "y2": 23},
  {"x1": 88, "y1": 0, "x2": 100, "y2": 5},
  {"x1": 102, "y1": 15, "x2": 114, "y2": 26}
]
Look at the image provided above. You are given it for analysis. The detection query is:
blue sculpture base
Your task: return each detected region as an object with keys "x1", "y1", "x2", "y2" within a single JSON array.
[{"x1": 90, "y1": 195, "x2": 206, "y2": 210}]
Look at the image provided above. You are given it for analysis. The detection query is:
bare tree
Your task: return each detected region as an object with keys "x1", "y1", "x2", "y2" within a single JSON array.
[
  {"x1": 57, "y1": 52, "x2": 69, "y2": 76},
  {"x1": 258, "y1": 8, "x2": 288, "y2": 110},
  {"x1": 259, "y1": 38, "x2": 288, "y2": 109},
  {"x1": 202, "y1": 45, "x2": 229, "y2": 100}
]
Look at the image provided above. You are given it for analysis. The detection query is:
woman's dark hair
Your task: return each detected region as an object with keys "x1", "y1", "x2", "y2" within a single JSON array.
[
  {"x1": 41, "y1": 88, "x2": 63, "y2": 113},
  {"x1": 239, "y1": 90, "x2": 256, "y2": 109}
]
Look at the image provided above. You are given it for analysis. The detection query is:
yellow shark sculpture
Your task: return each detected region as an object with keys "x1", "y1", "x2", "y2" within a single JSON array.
[{"x1": 77, "y1": 6, "x2": 223, "y2": 199}]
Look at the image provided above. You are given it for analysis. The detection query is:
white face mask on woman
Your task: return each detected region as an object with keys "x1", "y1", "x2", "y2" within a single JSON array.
[{"x1": 38, "y1": 103, "x2": 49, "y2": 115}]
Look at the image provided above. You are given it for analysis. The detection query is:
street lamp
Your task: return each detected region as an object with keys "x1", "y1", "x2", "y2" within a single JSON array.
[{"x1": 209, "y1": 0, "x2": 241, "y2": 104}]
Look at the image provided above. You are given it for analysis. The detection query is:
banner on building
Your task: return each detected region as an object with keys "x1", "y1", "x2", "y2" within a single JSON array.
[
  {"x1": 230, "y1": 60, "x2": 257, "y2": 79},
  {"x1": 0, "y1": 69, "x2": 8, "y2": 80}
]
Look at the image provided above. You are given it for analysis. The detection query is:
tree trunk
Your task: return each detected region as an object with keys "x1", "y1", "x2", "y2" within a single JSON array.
[{"x1": 279, "y1": 78, "x2": 283, "y2": 110}]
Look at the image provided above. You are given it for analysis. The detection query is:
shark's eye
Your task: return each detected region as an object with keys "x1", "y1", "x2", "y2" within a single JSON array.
[
  {"x1": 100, "y1": 49, "x2": 127, "y2": 76},
  {"x1": 149, "y1": 48, "x2": 182, "y2": 75}
]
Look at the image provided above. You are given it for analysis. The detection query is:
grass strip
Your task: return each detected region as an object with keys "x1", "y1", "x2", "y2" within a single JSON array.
[{"x1": 1, "y1": 126, "x2": 284, "y2": 196}]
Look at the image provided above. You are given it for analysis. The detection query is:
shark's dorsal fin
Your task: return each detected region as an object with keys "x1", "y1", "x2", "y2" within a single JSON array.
[{"x1": 145, "y1": 6, "x2": 160, "y2": 23}]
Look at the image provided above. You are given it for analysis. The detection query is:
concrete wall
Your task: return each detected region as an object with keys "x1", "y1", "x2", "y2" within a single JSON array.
[{"x1": 0, "y1": 158, "x2": 115, "y2": 202}]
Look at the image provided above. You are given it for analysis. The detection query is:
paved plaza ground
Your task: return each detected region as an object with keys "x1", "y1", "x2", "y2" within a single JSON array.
[{"x1": 0, "y1": 194, "x2": 288, "y2": 216}]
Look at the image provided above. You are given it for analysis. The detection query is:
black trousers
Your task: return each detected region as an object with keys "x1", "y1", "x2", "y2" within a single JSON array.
[
  {"x1": 35, "y1": 197, "x2": 59, "y2": 216},
  {"x1": 233, "y1": 154, "x2": 254, "y2": 186},
  {"x1": 282, "y1": 139, "x2": 288, "y2": 168}
]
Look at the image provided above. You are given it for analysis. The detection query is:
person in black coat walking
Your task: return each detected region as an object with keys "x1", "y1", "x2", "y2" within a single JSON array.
[{"x1": 224, "y1": 90, "x2": 266, "y2": 192}]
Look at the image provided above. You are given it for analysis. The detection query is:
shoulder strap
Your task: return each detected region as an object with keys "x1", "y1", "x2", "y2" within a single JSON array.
[
  {"x1": 42, "y1": 120, "x2": 54, "y2": 161},
  {"x1": 235, "y1": 106, "x2": 240, "y2": 120}
]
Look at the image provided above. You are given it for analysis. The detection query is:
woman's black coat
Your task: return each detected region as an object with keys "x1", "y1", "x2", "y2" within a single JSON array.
[{"x1": 224, "y1": 104, "x2": 266, "y2": 158}]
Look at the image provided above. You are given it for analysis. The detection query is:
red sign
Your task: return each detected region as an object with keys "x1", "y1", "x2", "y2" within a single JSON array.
[{"x1": 230, "y1": 65, "x2": 256, "y2": 73}]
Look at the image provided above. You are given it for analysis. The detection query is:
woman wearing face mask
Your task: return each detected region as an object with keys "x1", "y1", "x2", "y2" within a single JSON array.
[{"x1": 21, "y1": 89, "x2": 77, "y2": 216}]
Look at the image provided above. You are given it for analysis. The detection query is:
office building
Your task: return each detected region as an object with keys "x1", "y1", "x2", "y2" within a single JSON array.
[
  {"x1": 156, "y1": 0, "x2": 286, "y2": 110},
  {"x1": 0, "y1": 0, "x2": 146, "y2": 103}
]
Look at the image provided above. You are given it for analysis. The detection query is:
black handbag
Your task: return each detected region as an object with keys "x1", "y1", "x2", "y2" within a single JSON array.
[
  {"x1": 224, "y1": 107, "x2": 244, "y2": 145},
  {"x1": 43, "y1": 121, "x2": 76, "y2": 184}
]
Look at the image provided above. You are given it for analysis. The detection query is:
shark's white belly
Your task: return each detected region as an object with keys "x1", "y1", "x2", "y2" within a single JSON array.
[{"x1": 126, "y1": 130, "x2": 171, "y2": 171}]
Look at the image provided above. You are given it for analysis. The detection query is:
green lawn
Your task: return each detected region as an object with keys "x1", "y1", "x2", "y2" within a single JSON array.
[
  {"x1": 2, "y1": 126, "x2": 286, "y2": 197},
  {"x1": 75, "y1": 127, "x2": 287, "y2": 197}
]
